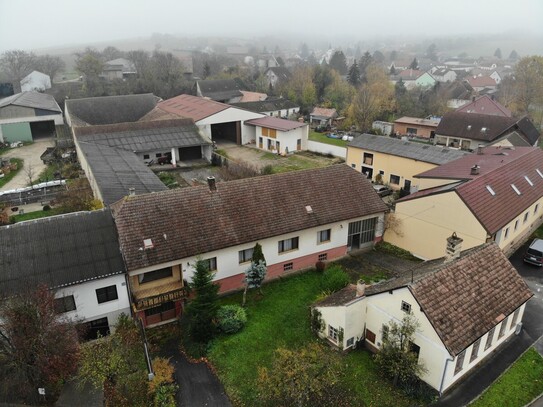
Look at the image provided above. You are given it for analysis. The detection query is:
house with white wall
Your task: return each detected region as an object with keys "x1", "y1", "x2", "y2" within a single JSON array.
[
  {"x1": 313, "y1": 241, "x2": 532, "y2": 394},
  {"x1": 20, "y1": 70, "x2": 51, "y2": 92},
  {"x1": 245, "y1": 116, "x2": 308, "y2": 154},
  {"x1": 231, "y1": 98, "x2": 300, "y2": 118},
  {"x1": 0, "y1": 209, "x2": 130, "y2": 339},
  {"x1": 112, "y1": 165, "x2": 388, "y2": 327}
]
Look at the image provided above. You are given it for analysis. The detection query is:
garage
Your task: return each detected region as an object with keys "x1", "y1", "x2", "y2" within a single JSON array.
[
  {"x1": 178, "y1": 145, "x2": 202, "y2": 161},
  {"x1": 30, "y1": 120, "x2": 56, "y2": 139},
  {"x1": 211, "y1": 121, "x2": 240, "y2": 144}
]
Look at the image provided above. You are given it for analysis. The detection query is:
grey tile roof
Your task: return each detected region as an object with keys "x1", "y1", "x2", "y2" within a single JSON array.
[
  {"x1": 0, "y1": 91, "x2": 61, "y2": 112},
  {"x1": 348, "y1": 134, "x2": 470, "y2": 165},
  {"x1": 112, "y1": 165, "x2": 389, "y2": 271},
  {"x1": 78, "y1": 141, "x2": 168, "y2": 206},
  {"x1": 0, "y1": 209, "x2": 125, "y2": 296},
  {"x1": 230, "y1": 98, "x2": 299, "y2": 113},
  {"x1": 66, "y1": 94, "x2": 159, "y2": 126}
]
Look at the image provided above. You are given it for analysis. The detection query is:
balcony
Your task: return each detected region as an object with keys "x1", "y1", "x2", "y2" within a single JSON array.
[{"x1": 131, "y1": 281, "x2": 186, "y2": 312}]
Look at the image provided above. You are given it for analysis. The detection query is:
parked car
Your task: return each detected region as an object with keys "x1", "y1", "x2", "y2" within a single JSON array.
[
  {"x1": 157, "y1": 155, "x2": 171, "y2": 165},
  {"x1": 524, "y1": 238, "x2": 543, "y2": 266},
  {"x1": 372, "y1": 184, "x2": 392, "y2": 197}
]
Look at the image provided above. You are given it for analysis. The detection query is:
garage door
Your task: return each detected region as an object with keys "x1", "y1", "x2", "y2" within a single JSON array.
[
  {"x1": 211, "y1": 121, "x2": 239, "y2": 143},
  {"x1": 178, "y1": 146, "x2": 202, "y2": 161},
  {"x1": 30, "y1": 120, "x2": 55, "y2": 140}
]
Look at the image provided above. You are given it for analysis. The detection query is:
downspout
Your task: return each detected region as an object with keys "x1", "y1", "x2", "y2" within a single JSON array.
[{"x1": 439, "y1": 354, "x2": 454, "y2": 395}]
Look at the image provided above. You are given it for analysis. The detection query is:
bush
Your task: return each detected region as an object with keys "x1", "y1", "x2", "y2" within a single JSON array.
[
  {"x1": 320, "y1": 265, "x2": 350, "y2": 293},
  {"x1": 217, "y1": 305, "x2": 247, "y2": 334},
  {"x1": 148, "y1": 357, "x2": 175, "y2": 394},
  {"x1": 261, "y1": 165, "x2": 274, "y2": 175},
  {"x1": 154, "y1": 383, "x2": 177, "y2": 407},
  {"x1": 43, "y1": 205, "x2": 51, "y2": 211}
]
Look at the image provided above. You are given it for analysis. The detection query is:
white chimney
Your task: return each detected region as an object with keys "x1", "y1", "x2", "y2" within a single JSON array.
[
  {"x1": 356, "y1": 280, "x2": 366, "y2": 297},
  {"x1": 470, "y1": 165, "x2": 480, "y2": 175},
  {"x1": 128, "y1": 187, "x2": 136, "y2": 196},
  {"x1": 445, "y1": 232, "x2": 463, "y2": 262},
  {"x1": 477, "y1": 144, "x2": 484, "y2": 155}
]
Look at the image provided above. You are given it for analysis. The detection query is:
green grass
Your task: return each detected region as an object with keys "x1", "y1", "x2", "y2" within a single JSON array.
[
  {"x1": 206, "y1": 271, "x2": 419, "y2": 407},
  {"x1": 375, "y1": 241, "x2": 422, "y2": 262},
  {"x1": 0, "y1": 158, "x2": 23, "y2": 189},
  {"x1": 9, "y1": 207, "x2": 63, "y2": 223},
  {"x1": 470, "y1": 347, "x2": 543, "y2": 407},
  {"x1": 309, "y1": 130, "x2": 348, "y2": 147},
  {"x1": 533, "y1": 223, "x2": 543, "y2": 239}
]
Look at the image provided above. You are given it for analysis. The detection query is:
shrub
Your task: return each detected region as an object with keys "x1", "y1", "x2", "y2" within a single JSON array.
[
  {"x1": 148, "y1": 357, "x2": 175, "y2": 394},
  {"x1": 261, "y1": 165, "x2": 274, "y2": 175},
  {"x1": 217, "y1": 305, "x2": 247, "y2": 334},
  {"x1": 320, "y1": 265, "x2": 350, "y2": 293},
  {"x1": 154, "y1": 383, "x2": 177, "y2": 407},
  {"x1": 315, "y1": 261, "x2": 325, "y2": 272},
  {"x1": 43, "y1": 205, "x2": 51, "y2": 211}
]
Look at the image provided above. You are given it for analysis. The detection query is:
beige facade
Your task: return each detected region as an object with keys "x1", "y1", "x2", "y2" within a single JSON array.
[
  {"x1": 384, "y1": 191, "x2": 488, "y2": 260},
  {"x1": 346, "y1": 146, "x2": 437, "y2": 191}
]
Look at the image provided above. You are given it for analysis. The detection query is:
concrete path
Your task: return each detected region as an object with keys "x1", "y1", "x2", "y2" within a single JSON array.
[
  {"x1": 159, "y1": 339, "x2": 232, "y2": 407},
  {"x1": 0, "y1": 140, "x2": 54, "y2": 191}
]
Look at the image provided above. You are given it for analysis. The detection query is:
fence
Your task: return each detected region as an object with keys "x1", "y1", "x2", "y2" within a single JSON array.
[{"x1": 307, "y1": 141, "x2": 347, "y2": 159}]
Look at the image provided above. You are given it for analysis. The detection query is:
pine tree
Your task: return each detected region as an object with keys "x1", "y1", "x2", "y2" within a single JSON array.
[
  {"x1": 347, "y1": 61, "x2": 361, "y2": 87},
  {"x1": 242, "y1": 243, "x2": 267, "y2": 306},
  {"x1": 202, "y1": 62, "x2": 211, "y2": 79},
  {"x1": 186, "y1": 259, "x2": 220, "y2": 342},
  {"x1": 509, "y1": 50, "x2": 519, "y2": 60},
  {"x1": 409, "y1": 57, "x2": 419, "y2": 70},
  {"x1": 494, "y1": 48, "x2": 502, "y2": 59},
  {"x1": 329, "y1": 51, "x2": 348, "y2": 75}
]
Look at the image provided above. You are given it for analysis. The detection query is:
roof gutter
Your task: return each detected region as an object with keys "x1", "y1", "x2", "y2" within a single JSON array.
[{"x1": 439, "y1": 355, "x2": 455, "y2": 395}]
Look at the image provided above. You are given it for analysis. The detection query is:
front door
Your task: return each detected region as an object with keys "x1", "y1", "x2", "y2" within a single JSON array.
[
  {"x1": 404, "y1": 179, "x2": 411, "y2": 192},
  {"x1": 276, "y1": 141, "x2": 281, "y2": 154},
  {"x1": 144, "y1": 301, "x2": 176, "y2": 326}
]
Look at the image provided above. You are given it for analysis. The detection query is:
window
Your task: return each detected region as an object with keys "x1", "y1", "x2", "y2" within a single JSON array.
[
  {"x1": 144, "y1": 301, "x2": 175, "y2": 317},
  {"x1": 363, "y1": 152, "x2": 374, "y2": 166},
  {"x1": 366, "y1": 328, "x2": 376, "y2": 343},
  {"x1": 238, "y1": 248, "x2": 254, "y2": 264},
  {"x1": 143, "y1": 154, "x2": 150, "y2": 160},
  {"x1": 346, "y1": 337, "x2": 354, "y2": 348},
  {"x1": 409, "y1": 342, "x2": 421, "y2": 360},
  {"x1": 262, "y1": 127, "x2": 276, "y2": 138},
  {"x1": 511, "y1": 184, "x2": 521, "y2": 195},
  {"x1": 515, "y1": 220, "x2": 519, "y2": 231},
  {"x1": 535, "y1": 204, "x2": 540, "y2": 214},
  {"x1": 138, "y1": 267, "x2": 172, "y2": 284},
  {"x1": 348, "y1": 217, "x2": 378, "y2": 250},
  {"x1": 470, "y1": 338, "x2": 481, "y2": 363},
  {"x1": 297, "y1": 139, "x2": 301, "y2": 151},
  {"x1": 379, "y1": 170, "x2": 384, "y2": 176},
  {"x1": 525, "y1": 176, "x2": 534, "y2": 186},
  {"x1": 258, "y1": 137, "x2": 263, "y2": 148},
  {"x1": 351, "y1": 163, "x2": 356, "y2": 168},
  {"x1": 454, "y1": 350, "x2": 466, "y2": 375},
  {"x1": 524, "y1": 212, "x2": 529, "y2": 223},
  {"x1": 278, "y1": 237, "x2": 299, "y2": 253},
  {"x1": 96, "y1": 285, "x2": 118, "y2": 304},
  {"x1": 390, "y1": 174, "x2": 400, "y2": 185},
  {"x1": 511, "y1": 308, "x2": 520, "y2": 328},
  {"x1": 328, "y1": 325, "x2": 339, "y2": 342},
  {"x1": 406, "y1": 127, "x2": 418, "y2": 135},
  {"x1": 382, "y1": 324, "x2": 389, "y2": 341},
  {"x1": 155, "y1": 153, "x2": 162, "y2": 158},
  {"x1": 486, "y1": 185, "x2": 496, "y2": 196},
  {"x1": 504, "y1": 227, "x2": 509, "y2": 240},
  {"x1": 537, "y1": 169, "x2": 543, "y2": 179},
  {"x1": 401, "y1": 301, "x2": 411, "y2": 313},
  {"x1": 498, "y1": 317, "x2": 509, "y2": 339},
  {"x1": 317, "y1": 229, "x2": 331, "y2": 244},
  {"x1": 485, "y1": 326, "x2": 496, "y2": 350},
  {"x1": 203, "y1": 257, "x2": 217, "y2": 272},
  {"x1": 318, "y1": 253, "x2": 328, "y2": 261},
  {"x1": 283, "y1": 262, "x2": 293, "y2": 271},
  {"x1": 55, "y1": 295, "x2": 76, "y2": 313}
]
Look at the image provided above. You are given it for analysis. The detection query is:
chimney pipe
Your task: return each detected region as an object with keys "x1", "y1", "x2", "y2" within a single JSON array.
[
  {"x1": 477, "y1": 144, "x2": 484, "y2": 155},
  {"x1": 207, "y1": 176, "x2": 217, "y2": 191},
  {"x1": 128, "y1": 187, "x2": 136, "y2": 196},
  {"x1": 470, "y1": 165, "x2": 480, "y2": 175},
  {"x1": 445, "y1": 232, "x2": 463, "y2": 262},
  {"x1": 356, "y1": 280, "x2": 366, "y2": 297}
]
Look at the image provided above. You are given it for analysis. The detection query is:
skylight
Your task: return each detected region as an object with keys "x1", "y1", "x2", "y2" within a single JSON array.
[
  {"x1": 537, "y1": 169, "x2": 543, "y2": 179},
  {"x1": 511, "y1": 184, "x2": 521, "y2": 195},
  {"x1": 525, "y1": 176, "x2": 534, "y2": 186},
  {"x1": 486, "y1": 185, "x2": 496, "y2": 196}
]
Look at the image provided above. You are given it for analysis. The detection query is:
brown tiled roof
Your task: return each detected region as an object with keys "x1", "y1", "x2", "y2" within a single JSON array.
[
  {"x1": 436, "y1": 111, "x2": 518, "y2": 142},
  {"x1": 398, "y1": 69, "x2": 425, "y2": 80},
  {"x1": 313, "y1": 284, "x2": 358, "y2": 307},
  {"x1": 466, "y1": 76, "x2": 497, "y2": 88},
  {"x1": 112, "y1": 165, "x2": 388, "y2": 271},
  {"x1": 245, "y1": 116, "x2": 306, "y2": 132},
  {"x1": 158, "y1": 94, "x2": 230, "y2": 121},
  {"x1": 239, "y1": 91, "x2": 267, "y2": 102},
  {"x1": 410, "y1": 243, "x2": 532, "y2": 356},
  {"x1": 310, "y1": 107, "x2": 337, "y2": 119},
  {"x1": 456, "y1": 95, "x2": 511, "y2": 117}
]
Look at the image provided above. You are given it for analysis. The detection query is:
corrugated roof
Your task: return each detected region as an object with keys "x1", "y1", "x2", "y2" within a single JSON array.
[
  {"x1": 158, "y1": 94, "x2": 230, "y2": 121},
  {"x1": 112, "y1": 165, "x2": 388, "y2": 271},
  {"x1": 0, "y1": 209, "x2": 125, "y2": 296},
  {"x1": 0, "y1": 91, "x2": 61, "y2": 112},
  {"x1": 245, "y1": 116, "x2": 306, "y2": 132},
  {"x1": 348, "y1": 134, "x2": 470, "y2": 165}
]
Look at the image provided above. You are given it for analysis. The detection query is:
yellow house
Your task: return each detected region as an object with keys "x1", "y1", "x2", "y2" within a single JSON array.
[
  {"x1": 346, "y1": 134, "x2": 469, "y2": 191},
  {"x1": 313, "y1": 242, "x2": 533, "y2": 394},
  {"x1": 385, "y1": 146, "x2": 543, "y2": 259}
]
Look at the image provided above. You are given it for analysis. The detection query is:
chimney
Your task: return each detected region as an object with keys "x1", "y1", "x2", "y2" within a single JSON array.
[
  {"x1": 472, "y1": 96, "x2": 476, "y2": 102},
  {"x1": 207, "y1": 176, "x2": 216, "y2": 191},
  {"x1": 445, "y1": 232, "x2": 463, "y2": 262},
  {"x1": 477, "y1": 144, "x2": 484, "y2": 155},
  {"x1": 470, "y1": 165, "x2": 480, "y2": 175},
  {"x1": 128, "y1": 187, "x2": 136, "y2": 196},
  {"x1": 356, "y1": 280, "x2": 366, "y2": 297}
]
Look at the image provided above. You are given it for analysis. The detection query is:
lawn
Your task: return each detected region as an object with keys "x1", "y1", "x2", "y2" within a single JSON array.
[
  {"x1": 259, "y1": 150, "x2": 340, "y2": 174},
  {"x1": 309, "y1": 130, "x2": 348, "y2": 147},
  {"x1": 10, "y1": 207, "x2": 63, "y2": 223},
  {"x1": 470, "y1": 347, "x2": 543, "y2": 407},
  {"x1": 0, "y1": 158, "x2": 23, "y2": 189},
  {"x1": 207, "y1": 271, "x2": 421, "y2": 407}
]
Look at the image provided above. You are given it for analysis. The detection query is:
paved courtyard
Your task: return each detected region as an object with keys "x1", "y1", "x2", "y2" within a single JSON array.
[{"x1": 1, "y1": 140, "x2": 54, "y2": 191}]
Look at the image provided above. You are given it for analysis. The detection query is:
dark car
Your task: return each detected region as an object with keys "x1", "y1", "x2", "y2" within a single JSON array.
[
  {"x1": 524, "y1": 238, "x2": 543, "y2": 266},
  {"x1": 157, "y1": 155, "x2": 171, "y2": 165},
  {"x1": 372, "y1": 184, "x2": 393, "y2": 197}
]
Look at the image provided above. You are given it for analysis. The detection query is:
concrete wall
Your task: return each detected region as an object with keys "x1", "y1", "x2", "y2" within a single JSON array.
[
  {"x1": 55, "y1": 274, "x2": 131, "y2": 334},
  {"x1": 385, "y1": 191, "x2": 487, "y2": 260},
  {"x1": 254, "y1": 125, "x2": 308, "y2": 154},
  {"x1": 307, "y1": 140, "x2": 346, "y2": 159},
  {"x1": 74, "y1": 138, "x2": 104, "y2": 204},
  {"x1": 0, "y1": 122, "x2": 32, "y2": 142}
]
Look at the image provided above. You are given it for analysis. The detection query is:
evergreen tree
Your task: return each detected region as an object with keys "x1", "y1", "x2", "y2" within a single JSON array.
[
  {"x1": 329, "y1": 50, "x2": 348, "y2": 75},
  {"x1": 509, "y1": 50, "x2": 519, "y2": 60},
  {"x1": 373, "y1": 50, "x2": 385, "y2": 64},
  {"x1": 426, "y1": 43, "x2": 438, "y2": 62},
  {"x1": 252, "y1": 242, "x2": 266, "y2": 265},
  {"x1": 494, "y1": 48, "x2": 502, "y2": 59},
  {"x1": 242, "y1": 243, "x2": 267, "y2": 306},
  {"x1": 389, "y1": 65, "x2": 397, "y2": 75},
  {"x1": 409, "y1": 57, "x2": 419, "y2": 69},
  {"x1": 202, "y1": 62, "x2": 211, "y2": 79},
  {"x1": 347, "y1": 61, "x2": 361, "y2": 87},
  {"x1": 186, "y1": 259, "x2": 220, "y2": 343},
  {"x1": 359, "y1": 51, "x2": 374, "y2": 82},
  {"x1": 395, "y1": 78, "x2": 407, "y2": 97}
]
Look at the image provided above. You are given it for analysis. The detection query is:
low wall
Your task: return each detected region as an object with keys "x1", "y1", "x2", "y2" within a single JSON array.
[{"x1": 307, "y1": 140, "x2": 346, "y2": 159}]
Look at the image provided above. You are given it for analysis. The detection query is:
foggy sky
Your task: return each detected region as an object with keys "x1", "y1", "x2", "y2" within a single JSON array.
[{"x1": 1, "y1": 0, "x2": 542, "y2": 52}]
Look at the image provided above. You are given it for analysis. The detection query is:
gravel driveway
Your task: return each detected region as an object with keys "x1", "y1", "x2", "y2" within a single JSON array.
[{"x1": 0, "y1": 140, "x2": 54, "y2": 191}]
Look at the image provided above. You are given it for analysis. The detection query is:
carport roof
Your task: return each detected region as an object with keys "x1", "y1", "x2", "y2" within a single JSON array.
[
  {"x1": 0, "y1": 91, "x2": 61, "y2": 113},
  {"x1": 158, "y1": 94, "x2": 230, "y2": 122}
]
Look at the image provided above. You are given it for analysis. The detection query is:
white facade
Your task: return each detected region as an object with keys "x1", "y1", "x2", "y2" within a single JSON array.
[
  {"x1": 253, "y1": 123, "x2": 309, "y2": 154},
  {"x1": 54, "y1": 274, "x2": 131, "y2": 334},
  {"x1": 20, "y1": 71, "x2": 52, "y2": 92},
  {"x1": 262, "y1": 106, "x2": 300, "y2": 118},
  {"x1": 307, "y1": 140, "x2": 346, "y2": 159}
]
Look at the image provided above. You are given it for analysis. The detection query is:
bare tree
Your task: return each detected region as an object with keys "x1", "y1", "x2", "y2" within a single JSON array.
[
  {"x1": 36, "y1": 54, "x2": 65, "y2": 81},
  {"x1": 0, "y1": 50, "x2": 36, "y2": 82},
  {"x1": 24, "y1": 162, "x2": 35, "y2": 186}
]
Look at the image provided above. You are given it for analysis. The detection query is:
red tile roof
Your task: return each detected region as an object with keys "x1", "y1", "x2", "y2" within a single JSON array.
[
  {"x1": 310, "y1": 107, "x2": 337, "y2": 119},
  {"x1": 456, "y1": 95, "x2": 511, "y2": 117},
  {"x1": 398, "y1": 69, "x2": 425, "y2": 80},
  {"x1": 112, "y1": 165, "x2": 388, "y2": 271},
  {"x1": 411, "y1": 243, "x2": 532, "y2": 356},
  {"x1": 466, "y1": 75, "x2": 497, "y2": 88},
  {"x1": 245, "y1": 116, "x2": 306, "y2": 132},
  {"x1": 403, "y1": 147, "x2": 543, "y2": 234},
  {"x1": 158, "y1": 94, "x2": 229, "y2": 121}
]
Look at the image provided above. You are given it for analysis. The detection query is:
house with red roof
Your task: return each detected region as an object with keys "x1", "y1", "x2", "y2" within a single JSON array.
[
  {"x1": 465, "y1": 75, "x2": 497, "y2": 92},
  {"x1": 310, "y1": 107, "x2": 338, "y2": 127},
  {"x1": 456, "y1": 95, "x2": 511, "y2": 117},
  {"x1": 313, "y1": 241, "x2": 532, "y2": 394},
  {"x1": 384, "y1": 146, "x2": 543, "y2": 259}
]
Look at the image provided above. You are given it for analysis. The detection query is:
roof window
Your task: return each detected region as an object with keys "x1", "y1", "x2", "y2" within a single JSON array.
[
  {"x1": 486, "y1": 185, "x2": 496, "y2": 196},
  {"x1": 525, "y1": 176, "x2": 534, "y2": 186},
  {"x1": 537, "y1": 169, "x2": 543, "y2": 179},
  {"x1": 511, "y1": 184, "x2": 521, "y2": 195}
]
